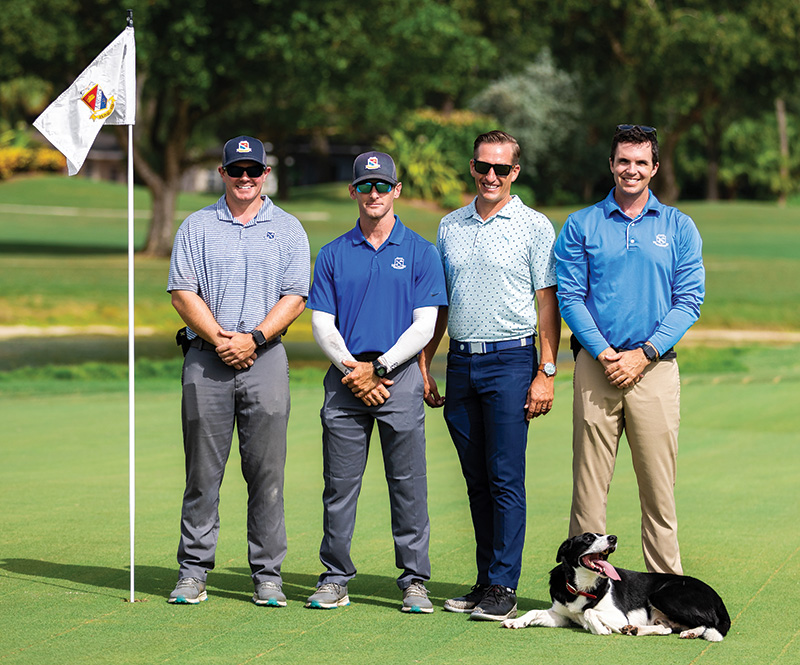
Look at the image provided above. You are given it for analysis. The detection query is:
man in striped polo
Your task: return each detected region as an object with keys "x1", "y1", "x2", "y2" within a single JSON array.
[{"x1": 166, "y1": 136, "x2": 310, "y2": 606}]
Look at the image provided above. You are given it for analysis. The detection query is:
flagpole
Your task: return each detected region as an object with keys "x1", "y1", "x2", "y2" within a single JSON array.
[{"x1": 126, "y1": 8, "x2": 137, "y2": 604}]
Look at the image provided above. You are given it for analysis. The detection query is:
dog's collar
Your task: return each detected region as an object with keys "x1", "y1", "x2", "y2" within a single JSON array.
[{"x1": 566, "y1": 581, "x2": 597, "y2": 599}]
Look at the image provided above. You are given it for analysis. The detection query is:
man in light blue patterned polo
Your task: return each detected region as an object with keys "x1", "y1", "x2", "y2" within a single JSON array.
[
  {"x1": 420, "y1": 130, "x2": 561, "y2": 621},
  {"x1": 166, "y1": 136, "x2": 310, "y2": 606}
]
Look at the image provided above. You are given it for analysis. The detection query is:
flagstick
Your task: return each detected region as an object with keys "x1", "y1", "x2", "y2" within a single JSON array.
[
  {"x1": 125, "y1": 7, "x2": 136, "y2": 604},
  {"x1": 127, "y1": 120, "x2": 136, "y2": 603}
]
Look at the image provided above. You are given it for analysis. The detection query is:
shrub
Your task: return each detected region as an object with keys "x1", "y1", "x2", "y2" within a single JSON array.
[{"x1": 0, "y1": 146, "x2": 65, "y2": 179}]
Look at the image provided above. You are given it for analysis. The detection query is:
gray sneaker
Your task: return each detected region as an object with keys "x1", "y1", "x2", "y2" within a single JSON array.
[
  {"x1": 253, "y1": 581, "x2": 287, "y2": 607},
  {"x1": 402, "y1": 580, "x2": 433, "y2": 614},
  {"x1": 305, "y1": 582, "x2": 350, "y2": 609},
  {"x1": 443, "y1": 584, "x2": 488, "y2": 613},
  {"x1": 168, "y1": 577, "x2": 207, "y2": 604}
]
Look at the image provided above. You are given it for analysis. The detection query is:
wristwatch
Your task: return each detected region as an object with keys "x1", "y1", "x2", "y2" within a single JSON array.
[
  {"x1": 251, "y1": 330, "x2": 267, "y2": 347},
  {"x1": 641, "y1": 343, "x2": 658, "y2": 362},
  {"x1": 539, "y1": 362, "x2": 557, "y2": 377},
  {"x1": 372, "y1": 359, "x2": 389, "y2": 378}
]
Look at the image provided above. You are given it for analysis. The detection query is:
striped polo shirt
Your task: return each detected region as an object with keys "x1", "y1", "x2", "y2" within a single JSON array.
[{"x1": 167, "y1": 195, "x2": 310, "y2": 339}]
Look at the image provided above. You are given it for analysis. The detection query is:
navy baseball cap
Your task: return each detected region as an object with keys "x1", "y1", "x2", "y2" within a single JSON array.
[
  {"x1": 351, "y1": 151, "x2": 398, "y2": 186},
  {"x1": 222, "y1": 136, "x2": 267, "y2": 168}
]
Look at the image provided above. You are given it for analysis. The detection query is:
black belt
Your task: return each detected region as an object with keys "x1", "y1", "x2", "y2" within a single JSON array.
[
  {"x1": 354, "y1": 352, "x2": 382, "y2": 362},
  {"x1": 188, "y1": 336, "x2": 279, "y2": 352},
  {"x1": 449, "y1": 335, "x2": 535, "y2": 355},
  {"x1": 569, "y1": 334, "x2": 675, "y2": 361}
]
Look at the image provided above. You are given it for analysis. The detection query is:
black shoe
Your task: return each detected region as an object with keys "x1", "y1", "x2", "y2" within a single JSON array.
[
  {"x1": 469, "y1": 585, "x2": 517, "y2": 621},
  {"x1": 443, "y1": 583, "x2": 489, "y2": 613}
]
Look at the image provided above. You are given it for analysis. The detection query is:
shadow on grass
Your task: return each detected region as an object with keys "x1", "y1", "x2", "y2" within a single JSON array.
[
  {"x1": 0, "y1": 242, "x2": 130, "y2": 255},
  {"x1": 0, "y1": 558, "x2": 551, "y2": 611}
]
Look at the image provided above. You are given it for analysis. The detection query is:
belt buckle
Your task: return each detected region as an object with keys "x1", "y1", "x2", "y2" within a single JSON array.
[{"x1": 468, "y1": 342, "x2": 485, "y2": 354}]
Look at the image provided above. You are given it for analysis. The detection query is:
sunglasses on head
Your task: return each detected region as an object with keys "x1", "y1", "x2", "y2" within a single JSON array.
[
  {"x1": 225, "y1": 164, "x2": 265, "y2": 178},
  {"x1": 616, "y1": 124, "x2": 657, "y2": 138},
  {"x1": 355, "y1": 181, "x2": 393, "y2": 194},
  {"x1": 473, "y1": 160, "x2": 514, "y2": 177}
]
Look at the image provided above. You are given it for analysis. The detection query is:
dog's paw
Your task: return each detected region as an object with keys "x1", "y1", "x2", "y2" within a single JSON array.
[
  {"x1": 621, "y1": 625, "x2": 639, "y2": 636},
  {"x1": 679, "y1": 627, "x2": 704, "y2": 640},
  {"x1": 502, "y1": 618, "x2": 529, "y2": 629}
]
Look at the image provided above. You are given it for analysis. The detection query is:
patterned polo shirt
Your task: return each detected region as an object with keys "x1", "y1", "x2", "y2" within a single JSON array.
[
  {"x1": 437, "y1": 195, "x2": 557, "y2": 343},
  {"x1": 167, "y1": 195, "x2": 310, "y2": 339}
]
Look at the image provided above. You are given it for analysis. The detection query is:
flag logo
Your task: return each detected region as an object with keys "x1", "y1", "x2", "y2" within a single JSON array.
[
  {"x1": 237, "y1": 140, "x2": 251, "y2": 153},
  {"x1": 366, "y1": 156, "x2": 380, "y2": 170},
  {"x1": 80, "y1": 84, "x2": 116, "y2": 121}
]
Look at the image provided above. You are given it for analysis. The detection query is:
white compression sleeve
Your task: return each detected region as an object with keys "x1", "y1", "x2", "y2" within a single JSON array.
[
  {"x1": 379, "y1": 306, "x2": 438, "y2": 371},
  {"x1": 311, "y1": 310, "x2": 356, "y2": 375}
]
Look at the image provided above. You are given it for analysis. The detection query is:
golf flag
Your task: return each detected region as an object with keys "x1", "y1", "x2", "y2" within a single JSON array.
[{"x1": 33, "y1": 26, "x2": 136, "y2": 175}]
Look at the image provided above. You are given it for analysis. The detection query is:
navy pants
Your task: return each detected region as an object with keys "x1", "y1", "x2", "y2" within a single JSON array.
[{"x1": 443, "y1": 344, "x2": 536, "y2": 589}]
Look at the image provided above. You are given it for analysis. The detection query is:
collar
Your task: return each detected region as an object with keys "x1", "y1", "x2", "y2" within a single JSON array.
[
  {"x1": 602, "y1": 188, "x2": 663, "y2": 222},
  {"x1": 349, "y1": 215, "x2": 405, "y2": 247},
  {"x1": 566, "y1": 581, "x2": 597, "y2": 599},
  {"x1": 468, "y1": 194, "x2": 520, "y2": 224},
  {"x1": 217, "y1": 195, "x2": 271, "y2": 225}
]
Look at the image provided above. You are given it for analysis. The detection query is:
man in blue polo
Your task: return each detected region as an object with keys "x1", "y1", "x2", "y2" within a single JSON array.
[
  {"x1": 420, "y1": 130, "x2": 561, "y2": 621},
  {"x1": 167, "y1": 136, "x2": 310, "y2": 606},
  {"x1": 555, "y1": 124, "x2": 704, "y2": 575},
  {"x1": 305, "y1": 151, "x2": 447, "y2": 613}
]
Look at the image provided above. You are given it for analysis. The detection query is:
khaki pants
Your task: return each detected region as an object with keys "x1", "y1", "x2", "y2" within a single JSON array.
[{"x1": 568, "y1": 349, "x2": 683, "y2": 575}]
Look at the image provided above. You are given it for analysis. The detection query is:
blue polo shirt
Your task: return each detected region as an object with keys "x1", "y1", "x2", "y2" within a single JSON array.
[
  {"x1": 555, "y1": 189, "x2": 705, "y2": 358},
  {"x1": 308, "y1": 216, "x2": 447, "y2": 356}
]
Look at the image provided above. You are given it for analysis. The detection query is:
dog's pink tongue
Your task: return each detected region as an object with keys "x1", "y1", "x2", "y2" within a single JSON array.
[{"x1": 597, "y1": 559, "x2": 621, "y2": 581}]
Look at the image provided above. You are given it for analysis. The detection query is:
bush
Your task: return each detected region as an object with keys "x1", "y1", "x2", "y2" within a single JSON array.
[
  {"x1": 377, "y1": 108, "x2": 497, "y2": 208},
  {"x1": 0, "y1": 146, "x2": 65, "y2": 179}
]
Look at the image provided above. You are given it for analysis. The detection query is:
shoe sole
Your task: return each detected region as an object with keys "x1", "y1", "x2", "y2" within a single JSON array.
[
  {"x1": 469, "y1": 606, "x2": 517, "y2": 621},
  {"x1": 402, "y1": 605, "x2": 434, "y2": 614},
  {"x1": 305, "y1": 596, "x2": 350, "y2": 609},
  {"x1": 252, "y1": 596, "x2": 287, "y2": 607},
  {"x1": 168, "y1": 591, "x2": 208, "y2": 604},
  {"x1": 443, "y1": 603, "x2": 476, "y2": 613}
]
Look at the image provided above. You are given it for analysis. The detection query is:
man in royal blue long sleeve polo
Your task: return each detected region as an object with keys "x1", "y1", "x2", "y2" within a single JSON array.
[{"x1": 555, "y1": 124, "x2": 705, "y2": 575}]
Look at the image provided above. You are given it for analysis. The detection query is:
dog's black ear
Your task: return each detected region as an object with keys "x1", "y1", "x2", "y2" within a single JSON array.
[{"x1": 556, "y1": 539, "x2": 570, "y2": 563}]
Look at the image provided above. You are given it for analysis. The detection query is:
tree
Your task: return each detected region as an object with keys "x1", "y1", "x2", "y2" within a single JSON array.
[
  {"x1": 2, "y1": 0, "x2": 494, "y2": 256},
  {"x1": 532, "y1": 1, "x2": 767, "y2": 203}
]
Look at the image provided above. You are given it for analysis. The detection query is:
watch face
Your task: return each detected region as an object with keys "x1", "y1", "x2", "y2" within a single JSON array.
[
  {"x1": 373, "y1": 360, "x2": 388, "y2": 377},
  {"x1": 543, "y1": 362, "x2": 557, "y2": 377}
]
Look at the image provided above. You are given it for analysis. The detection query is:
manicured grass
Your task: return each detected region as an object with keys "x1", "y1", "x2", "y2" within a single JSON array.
[
  {"x1": 2, "y1": 350, "x2": 799, "y2": 664},
  {"x1": 1, "y1": 176, "x2": 799, "y2": 338}
]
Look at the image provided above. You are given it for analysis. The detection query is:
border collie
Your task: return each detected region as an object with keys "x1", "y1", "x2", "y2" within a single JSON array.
[{"x1": 502, "y1": 533, "x2": 730, "y2": 642}]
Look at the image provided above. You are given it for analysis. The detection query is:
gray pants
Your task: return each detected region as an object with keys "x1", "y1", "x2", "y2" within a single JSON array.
[
  {"x1": 318, "y1": 359, "x2": 431, "y2": 590},
  {"x1": 178, "y1": 342, "x2": 290, "y2": 585}
]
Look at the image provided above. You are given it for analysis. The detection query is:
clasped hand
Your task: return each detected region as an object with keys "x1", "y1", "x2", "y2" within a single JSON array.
[{"x1": 342, "y1": 360, "x2": 393, "y2": 406}]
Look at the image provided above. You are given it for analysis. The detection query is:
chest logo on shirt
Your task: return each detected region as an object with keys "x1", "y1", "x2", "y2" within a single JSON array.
[
  {"x1": 265, "y1": 231, "x2": 275, "y2": 239},
  {"x1": 391, "y1": 257, "x2": 407, "y2": 270},
  {"x1": 653, "y1": 234, "x2": 669, "y2": 248}
]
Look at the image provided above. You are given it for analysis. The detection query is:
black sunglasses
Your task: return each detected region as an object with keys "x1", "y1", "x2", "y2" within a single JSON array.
[
  {"x1": 615, "y1": 124, "x2": 658, "y2": 138},
  {"x1": 225, "y1": 164, "x2": 266, "y2": 178},
  {"x1": 473, "y1": 160, "x2": 514, "y2": 177},
  {"x1": 355, "y1": 181, "x2": 393, "y2": 194}
]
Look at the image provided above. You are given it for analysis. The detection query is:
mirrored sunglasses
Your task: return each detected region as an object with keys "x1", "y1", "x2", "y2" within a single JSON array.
[
  {"x1": 473, "y1": 160, "x2": 514, "y2": 177},
  {"x1": 225, "y1": 164, "x2": 265, "y2": 178},
  {"x1": 355, "y1": 181, "x2": 393, "y2": 194}
]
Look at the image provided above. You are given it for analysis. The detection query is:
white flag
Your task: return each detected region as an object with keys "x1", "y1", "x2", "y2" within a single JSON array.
[{"x1": 33, "y1": 26, "x2": 136, "y2": 176}]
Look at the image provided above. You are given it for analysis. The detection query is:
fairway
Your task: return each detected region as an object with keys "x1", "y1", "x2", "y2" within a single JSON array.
[{"x1": 2, "y1": 357, "x2": 799, "y2": 665}]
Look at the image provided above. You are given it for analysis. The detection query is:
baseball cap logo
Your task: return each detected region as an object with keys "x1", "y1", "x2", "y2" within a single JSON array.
[
  {"x1": 366, "y1": 156, "x2": 380, "y2": 170},
  {"x1": 237, "y1": 140, "x2": 251, "y2": 153}
]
